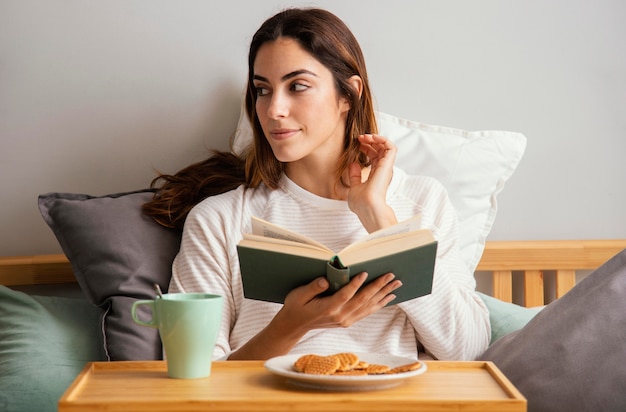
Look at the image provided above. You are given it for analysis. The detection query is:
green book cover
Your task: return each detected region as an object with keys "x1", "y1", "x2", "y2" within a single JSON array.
[{"x1": 237, "y1": 216, "x2": 437, "y2": 305}]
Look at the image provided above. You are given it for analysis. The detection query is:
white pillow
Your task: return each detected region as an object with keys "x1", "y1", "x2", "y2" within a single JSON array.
[{"x1": 232, "y1": 106, "x2": 526, "y2": 273}]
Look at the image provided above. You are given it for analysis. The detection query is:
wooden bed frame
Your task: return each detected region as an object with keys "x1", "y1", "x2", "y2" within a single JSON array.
[{"x1": 1, "y1": 239, "x2": 625, "y2": 307}]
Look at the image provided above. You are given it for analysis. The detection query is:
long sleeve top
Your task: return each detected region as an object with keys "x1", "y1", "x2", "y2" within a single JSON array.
[{"x1": 169, "y1": 167, "x2": 490, "y2": 361}]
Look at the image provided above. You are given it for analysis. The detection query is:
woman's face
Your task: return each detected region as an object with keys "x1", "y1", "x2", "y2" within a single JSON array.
[{"x1": 252, "y1": 37, "x2": 350, "y2": 165}]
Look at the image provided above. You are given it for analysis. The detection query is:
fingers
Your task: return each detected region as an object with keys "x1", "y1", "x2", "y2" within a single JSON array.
[
  {"x1": 352, "y1": 272, "x2": 402, "y2": 307},
  {"x1": 329, "y1": 272, "x2": 402, "y2": 324},
  {"x1": 331, "y1": 272, "x2": 369, "y2": 302},
  {"x1": 357, "y1": 134, "x2": 397, "y2": 164},
  {"x1": 286, "y1": 276, "x2": 330, "y2": 305}
]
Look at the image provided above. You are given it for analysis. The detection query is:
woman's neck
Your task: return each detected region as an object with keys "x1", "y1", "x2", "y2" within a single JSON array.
[
  {"x1": 285, "y1": 162, "x2": 347, "y2": 200},
  {"x1": 285, "y1": 162, "x2": 371, "y2": 201}
]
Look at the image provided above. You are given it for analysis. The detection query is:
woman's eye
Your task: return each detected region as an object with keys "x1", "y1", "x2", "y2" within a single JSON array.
[
  {"x1": 292, "y1": 83, "x2": 308, "y2": 92},
  {"x1": 255, "y1": 86, "x2": 269, "y2": 97}
]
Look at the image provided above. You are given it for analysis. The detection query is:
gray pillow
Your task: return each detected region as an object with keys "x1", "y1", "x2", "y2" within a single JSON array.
[
  {"x1": 38, "y1": 190, "x2": 181, "y2": 360},
  {"x1": 480, "y1": 249, "x2": 626, "y2": 412},
  {"x1": 0, "y1": 286, "x2": 106, "y2": 412}
]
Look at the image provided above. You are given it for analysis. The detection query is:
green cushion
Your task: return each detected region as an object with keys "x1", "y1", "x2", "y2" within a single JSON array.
[
  {"x1": 478, "y1": 292, "x2": 542, "y2": 344},
  {"x1": 0, "y1": 286, "x2": 106, "y2": 412}
]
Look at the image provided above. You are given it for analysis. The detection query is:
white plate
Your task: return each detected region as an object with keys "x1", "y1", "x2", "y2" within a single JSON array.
[{"x1": 264, "y1": 353, "x2": 427, "y2": 391}]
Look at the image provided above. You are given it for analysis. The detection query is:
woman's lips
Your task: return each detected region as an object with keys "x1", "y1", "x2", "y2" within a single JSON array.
[{"x1": 270, "y1": 128, "x2": 299, "y2": 140}]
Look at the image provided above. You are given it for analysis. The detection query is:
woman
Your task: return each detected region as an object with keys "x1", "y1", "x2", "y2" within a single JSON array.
[{"x1": 144, "y1": 8, "x2": 490, "y2": 361}]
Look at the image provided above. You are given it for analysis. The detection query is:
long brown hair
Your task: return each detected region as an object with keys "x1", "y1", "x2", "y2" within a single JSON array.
[{"x1": 143, "y1": 8, "x2": 378, "y2": 229}]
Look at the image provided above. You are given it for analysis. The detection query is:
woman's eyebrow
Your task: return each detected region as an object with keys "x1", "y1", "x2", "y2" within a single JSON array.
[{"x1": 253, "y1": 69, "x2": 318, "y2": 83}]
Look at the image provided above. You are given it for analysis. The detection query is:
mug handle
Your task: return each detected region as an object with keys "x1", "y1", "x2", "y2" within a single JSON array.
[{"x1": 131, "y1": 300, "x2": 157, "y2": 328}]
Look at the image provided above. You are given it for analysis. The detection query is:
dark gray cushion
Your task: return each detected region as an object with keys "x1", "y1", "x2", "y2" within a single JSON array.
[
  {"x1": 0, "y1": 286, "x2": 106, "y2": 412},
  {"x1": 38, "y1": 190, "x2": 181, "y2": 360},
  {"x1": 480, "y1": 249, "x2": 626, "y2": 412}
]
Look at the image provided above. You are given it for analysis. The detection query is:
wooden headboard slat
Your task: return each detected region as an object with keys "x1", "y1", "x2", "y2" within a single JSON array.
[
  {"x1": 523, "y1": 270, "x2": 544, "y2": 307},
  {"x1": 555, "y1": 269, "x2": 576, "y2": 299},
  {"x1": 492, "y1": 270, "x2": 513, "y2": 303}
]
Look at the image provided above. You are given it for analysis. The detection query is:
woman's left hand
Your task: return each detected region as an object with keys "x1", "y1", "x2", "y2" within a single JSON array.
[{"x1": 347, "y1": 134, "x2": 398, "y2": 232}]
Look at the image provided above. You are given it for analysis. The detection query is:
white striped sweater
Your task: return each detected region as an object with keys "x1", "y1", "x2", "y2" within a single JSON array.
[{"x1": 170, "y1": 167, "x2": 490, "y2": 360}]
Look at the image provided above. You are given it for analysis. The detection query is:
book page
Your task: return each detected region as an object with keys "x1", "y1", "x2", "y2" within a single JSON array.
[
  {"x1": 240, "y1": 234, "x2": 332, "y2": 259},
  {"x1": 251, "y1": 216, "x2": 331, "y2": 252},
  {"x1": 338, "y1": 228, "x2": 436, "y2": 267},
  {"x1": 340, "y1": 214, "x2": 423, "y2": 253}
]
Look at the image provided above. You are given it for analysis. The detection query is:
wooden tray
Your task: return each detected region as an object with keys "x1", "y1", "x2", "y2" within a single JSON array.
[{"x1": 59, "y1": 360, "x2": 526, "y2": 412}]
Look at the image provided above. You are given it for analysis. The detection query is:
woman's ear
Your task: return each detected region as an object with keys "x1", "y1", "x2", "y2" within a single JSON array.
[
  {"x1": 340, "y1": 75, "x2": 363, "y2": 113},
  {"x1": 348, "y1": 75, "x2": 363, "y2": 99}
]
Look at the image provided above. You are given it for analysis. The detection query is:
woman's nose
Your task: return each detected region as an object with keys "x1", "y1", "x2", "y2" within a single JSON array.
[{"x1": 267, "y1": 91, "x2": 289, "y2": 119}]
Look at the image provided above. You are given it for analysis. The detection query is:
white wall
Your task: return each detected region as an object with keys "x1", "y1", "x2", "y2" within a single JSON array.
[{"x1": 1, "y1": 0, "x2": 625, "y2": 256}]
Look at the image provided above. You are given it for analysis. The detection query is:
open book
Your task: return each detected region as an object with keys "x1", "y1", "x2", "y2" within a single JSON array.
[{"x1": 236, "y1": 215, "x2": 438, "y2": 305}]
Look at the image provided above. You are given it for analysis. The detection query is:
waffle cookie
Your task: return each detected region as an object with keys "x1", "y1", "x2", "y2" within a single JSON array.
[
  {"x1": 333, "y1": 352, "x2": 360, "y2": 371},
  {"x1": 296, "y1": 354, "x2": 341, "y2": 375},
  {"x1": 388, "y1": 361, "x2": 422, "y2": 374},
  {"x1": 364, "y1": 364, "x2": 391, "y2": 375}
]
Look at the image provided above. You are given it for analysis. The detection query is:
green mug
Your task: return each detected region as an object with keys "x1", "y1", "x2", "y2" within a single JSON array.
[{"x1": 131, "y1": 293, "x2": 223, "y2": 379}]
